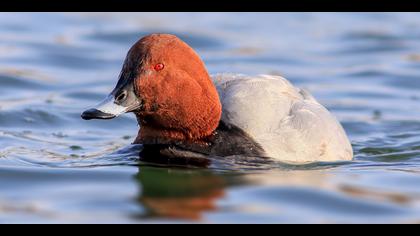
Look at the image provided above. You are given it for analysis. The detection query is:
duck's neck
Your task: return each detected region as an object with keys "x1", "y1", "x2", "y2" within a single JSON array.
[
  {"x1": 133, "y1": 123, "x2": 216, "y2": 146},
  {"x1": 133, "y1": 96, "x2": 222, "y2": 145}
]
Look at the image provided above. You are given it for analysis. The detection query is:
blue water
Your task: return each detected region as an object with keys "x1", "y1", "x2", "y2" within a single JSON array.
[{"x1": 1, "y1": 12, "x2": 420, "y2": 223}]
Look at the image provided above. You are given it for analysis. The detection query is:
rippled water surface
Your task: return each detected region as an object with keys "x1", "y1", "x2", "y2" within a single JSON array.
[{"x1": 1, "y1": 13, "x2": 420, "y2": 223}]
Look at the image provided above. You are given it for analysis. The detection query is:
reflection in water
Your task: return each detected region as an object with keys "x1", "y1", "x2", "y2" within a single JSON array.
[
  {"x1": 133, "y1": 166, "x2": 420, "y2": 223},
  {"x1": 133, "y1": 166, "x2": 333, "y2": 222},
  {"x1": 134, "y1": 166, "x2": 244, "y2": 220}
]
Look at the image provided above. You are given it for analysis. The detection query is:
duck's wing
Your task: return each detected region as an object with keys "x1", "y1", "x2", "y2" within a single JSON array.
[
  {"x1": 213, "y1": 74, "x2": 301, "y2": 135},
  {"x1": 212, "y1": 74, "x2": 353, "y2": 163}
]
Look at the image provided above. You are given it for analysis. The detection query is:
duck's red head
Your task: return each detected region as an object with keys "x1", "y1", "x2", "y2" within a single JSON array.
[{"x1": 82, "y1": 34, "x2": 222, "y2": 144}]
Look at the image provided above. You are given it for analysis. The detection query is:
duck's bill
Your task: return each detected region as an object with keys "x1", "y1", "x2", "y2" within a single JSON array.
[
  {"x1": 81, "y1": 95, "x2": 127, "y2": 120},
  {"x1": 82, "y1": 74, "x2": 142, "y2": 120}
]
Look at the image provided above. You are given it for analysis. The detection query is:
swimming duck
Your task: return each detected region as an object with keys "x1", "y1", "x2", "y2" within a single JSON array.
[{"x1": 81, "y1": 33, "x2": 353, "y2": 164}]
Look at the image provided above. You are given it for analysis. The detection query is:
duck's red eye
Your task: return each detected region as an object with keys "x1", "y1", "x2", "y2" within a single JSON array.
[{"x1": 154, "y1": 63, "x2": 164, "y2": 71}]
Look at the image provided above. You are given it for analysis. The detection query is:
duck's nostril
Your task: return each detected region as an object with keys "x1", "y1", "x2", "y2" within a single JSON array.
[{"x1": 116, "y1": 92, "x2": 127, "y2": 103}]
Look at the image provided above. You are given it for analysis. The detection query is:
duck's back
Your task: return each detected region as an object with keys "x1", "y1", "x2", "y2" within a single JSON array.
[{"x1": 212, "y1": 74, "x2": 353, "y2": 163}]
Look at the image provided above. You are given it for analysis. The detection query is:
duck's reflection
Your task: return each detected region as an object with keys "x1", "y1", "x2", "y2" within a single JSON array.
[
  {"x1": 134, "y1": 166, "x2": 245, "y2": 220},
  {"x1": 132, "y1": 160, "x2": 417, "y2": 223}
]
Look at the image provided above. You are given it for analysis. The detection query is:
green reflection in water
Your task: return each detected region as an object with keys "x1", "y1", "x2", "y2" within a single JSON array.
[{"x1": 134, "y1": 166, "x2": 246, "y2": 220}]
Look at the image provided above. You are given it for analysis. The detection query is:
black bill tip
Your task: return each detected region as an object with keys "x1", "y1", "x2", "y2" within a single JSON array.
[{"x1": 81, "y1": 108, "x2": 116, "y2": 120}]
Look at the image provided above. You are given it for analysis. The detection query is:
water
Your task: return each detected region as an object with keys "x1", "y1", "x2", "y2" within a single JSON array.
[{"x1": 1, "y1": 12, "x2": 420, "y2": 223}]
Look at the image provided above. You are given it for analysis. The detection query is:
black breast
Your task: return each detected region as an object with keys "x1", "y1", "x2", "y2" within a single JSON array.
[
  {"x1": 139, "y1": 121, "x2": 266, "y2": 167},
  {"x1": 209, "y1": 122, "x2": 265, "y2": 156}
]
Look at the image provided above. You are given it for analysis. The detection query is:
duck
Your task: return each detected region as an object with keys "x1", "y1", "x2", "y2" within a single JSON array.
[{"x1": 81, "y1": 33, "x2": 353, "y2": 165}]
